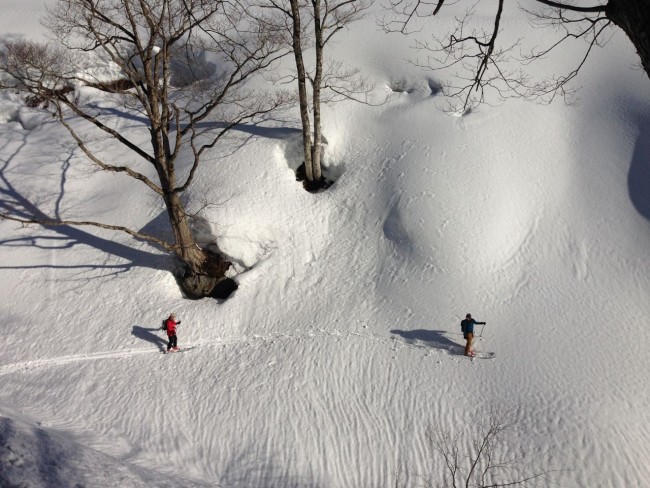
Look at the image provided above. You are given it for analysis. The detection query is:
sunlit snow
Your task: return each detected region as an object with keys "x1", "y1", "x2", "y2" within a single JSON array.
[{"x1": 1, "y1": 1, "x2": 649, "y2": 487}]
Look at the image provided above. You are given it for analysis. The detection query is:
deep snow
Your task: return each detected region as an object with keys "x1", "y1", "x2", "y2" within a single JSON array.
[{"x1": 1, "y1": 1, "x2": 650, "y2": 487}]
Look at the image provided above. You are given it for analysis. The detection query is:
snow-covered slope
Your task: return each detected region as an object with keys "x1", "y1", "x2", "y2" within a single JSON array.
[
  {"x1": 1, "y1": 2, "x2": 649, "y2": 487},
  {"x1": 0, "y1": 409, "x2": 212, "y2": 488}
]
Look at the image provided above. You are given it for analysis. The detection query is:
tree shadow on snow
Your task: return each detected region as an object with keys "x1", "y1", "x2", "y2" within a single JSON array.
[
  {"x1": 132, "y1": 325, "x2": 168, "y2": 351},
  {"x1": 217, "y1": 447, "x2": 323, "y2": 488},
  {"x1": 96, "y1": 106, "x2": 301, "y2": 141},
  {"x1": 0, "y1": 416, "x2": 76, "y2": 488},
  {"x1": 0, "y1": 125, "x2": 170, "y2": 276},
  {"x1": 390, "y1": 328, "x2": 463, "y2": 353},
  {"x1": 93, "y1": 108, "x2": 308, "y2": 181},
  {"x1": 629, "y1": 120, "x2": 650, "y2": 222}
]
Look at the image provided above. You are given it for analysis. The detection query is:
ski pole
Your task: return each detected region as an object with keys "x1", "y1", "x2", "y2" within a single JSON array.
[{"x1": 479, "y1": 322, "x2": 486, "y2": 337}]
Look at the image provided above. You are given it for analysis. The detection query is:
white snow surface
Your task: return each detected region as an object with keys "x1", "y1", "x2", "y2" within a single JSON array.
[{"x1": 1, "y1": 2, "x2": 650, "y2": 488}]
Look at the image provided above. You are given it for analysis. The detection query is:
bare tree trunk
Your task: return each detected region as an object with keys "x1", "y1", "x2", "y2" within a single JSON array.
[
  {"x1": 311, "y1": 0, "x2": 324, "y2": 183},
  {"x1": 164, "y1": 187, "x2": 229, "y2": 298},
  {"x1": 290, "y1": 0, "x2": 315, "y2": 182},
  {"x1": 149, "y1": 92, "x2": 212, "y2": 282},
  {"x1": 154, "y1": 130, "x2": 223, "y2": 296},
  {"x1": 277, "y1": 0, "x2": 370, "y2": 188},
  {"x1": 607, "y1": 0, "x2": 650, "y2": 79},
  {"x1": 164, "y1": 192, "x2": 207, "y2": 271}
]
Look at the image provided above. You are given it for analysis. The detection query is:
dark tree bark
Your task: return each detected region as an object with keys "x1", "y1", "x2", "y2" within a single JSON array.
[{"x1": 606, "y1": 0, "x2": 650, "y2": 78}]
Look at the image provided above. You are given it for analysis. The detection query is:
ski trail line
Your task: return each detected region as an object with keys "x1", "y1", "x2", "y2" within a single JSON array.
[
  {"x1": 0, "y1": 328, "x2": 472, "y2": 377},
  {"x1": 0, "y1": 347, "x2": 165, "y2": 376}
]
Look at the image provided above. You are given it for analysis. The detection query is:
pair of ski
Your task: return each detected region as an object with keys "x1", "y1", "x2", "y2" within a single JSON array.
[
  {"x1": 163, "y1": 345, "x2": 196, "y2": 354},
  {"x1": 464, "y1": 350, "x2": 495, "y2": 360}
]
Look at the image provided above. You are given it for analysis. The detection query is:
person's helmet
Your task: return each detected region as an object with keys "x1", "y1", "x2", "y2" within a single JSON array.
[
  {"x1": 466, "y1": 313, "x2": 471, "y2": 318},
  {"x1": 170, "y1": 313, "x2": 176, "y2": 320}
]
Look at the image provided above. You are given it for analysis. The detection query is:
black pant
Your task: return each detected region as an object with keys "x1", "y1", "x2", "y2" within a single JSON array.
[{"x1": 167, "y1": 335, "x2": 177, "y2": 350}]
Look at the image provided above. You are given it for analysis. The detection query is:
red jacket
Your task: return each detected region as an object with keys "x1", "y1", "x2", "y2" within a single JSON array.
[{"x1": 165, "y1": 318, "x2": 179, "y2": 337}]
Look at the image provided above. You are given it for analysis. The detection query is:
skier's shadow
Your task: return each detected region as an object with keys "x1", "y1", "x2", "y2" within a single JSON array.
[
  {"x1": 132, "y1": 325, "x2": 167, "y2": 351},
  {"x1": 390, "y1": 329, "x2": 461, "y2": 351}
]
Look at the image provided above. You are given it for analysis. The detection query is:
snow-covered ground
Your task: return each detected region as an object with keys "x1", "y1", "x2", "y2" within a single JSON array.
[{"x1": 1, "y1": 2, "x2": 650, "y2": 487}]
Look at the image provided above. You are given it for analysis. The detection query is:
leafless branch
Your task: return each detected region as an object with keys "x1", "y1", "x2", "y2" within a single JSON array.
[
  {"x1": 403, "y1": 407, "x2": 561, "y2": 488},
  {"x1": 381, "y1": 0, "x2": 616, "y2": 113},
  {"x1": 1, "y1": 0, "x2": 293, "y2": 293},
  {"x1": 0, "y1": 213, "x2": 175, "y2": 252}
]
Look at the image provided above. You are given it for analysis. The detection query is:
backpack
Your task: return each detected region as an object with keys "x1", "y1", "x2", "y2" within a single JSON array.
[
  {"x1": 161, "y1": 319, "x2": 167, "y2": 332},
  {"x1": 460, "y1": 320, "x2": 468, "y2": 338}
]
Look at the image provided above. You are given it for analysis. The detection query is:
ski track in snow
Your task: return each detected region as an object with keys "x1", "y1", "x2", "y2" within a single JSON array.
[
  {"x1": 0, "y1": 347, "x2": 162, "y2": 376},
  {"x1": 0, "y1": 328, "x2": 481, "y2": 377}
]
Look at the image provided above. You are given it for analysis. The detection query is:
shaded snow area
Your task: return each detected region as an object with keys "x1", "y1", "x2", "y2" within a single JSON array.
[
  {"x1": 0, "y1": 411, "x2": 210, "y2": 488},
  {"x1": 1, "y1": 2, "x2": 650, "y2": 488}
]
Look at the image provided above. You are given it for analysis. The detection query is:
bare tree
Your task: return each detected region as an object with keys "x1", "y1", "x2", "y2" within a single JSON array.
[
  {"x1": 397, "y1": 408, "x2": 558, "y2": 488},
  {"x1": 382, "y1": 0, "x2": 650, "y2": 113},
  {"x1": 0, "y1": 0, "x2": 288, "y2": 298},
  {"x1": 263, "y1": 0, "x2": 373, "y2": 190}
]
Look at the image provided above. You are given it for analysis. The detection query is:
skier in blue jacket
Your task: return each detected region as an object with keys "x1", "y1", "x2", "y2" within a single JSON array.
[{"x1": 461, "y1": 313, "x2": 486, "y2": 357}]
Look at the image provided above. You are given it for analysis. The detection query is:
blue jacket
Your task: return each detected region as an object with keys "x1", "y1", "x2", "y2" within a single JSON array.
[{"x1": 461, "y1": 319, "x2": 484, "y2": 335}]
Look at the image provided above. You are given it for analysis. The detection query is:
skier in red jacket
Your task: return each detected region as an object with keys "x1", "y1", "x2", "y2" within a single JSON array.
[{"x1": 163, "y1": 313, "x2": 181, "y2": 352}]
